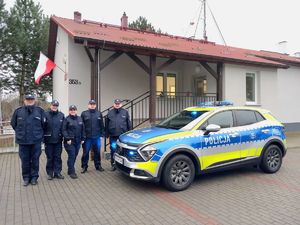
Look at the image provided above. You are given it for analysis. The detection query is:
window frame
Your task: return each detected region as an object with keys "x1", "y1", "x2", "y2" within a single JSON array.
[
  {"x1": 233, "y1": 109, "x2": 265, "y2": 127},
  {"x1": 245, "y1": 72, "x2": 258, "y2": 105},
  {"x1": 198, "y1": 110, "x2": 235, "y2": 130},
  {"x1": 156, "y1": 71, "x2": 177, "y2": 96}
]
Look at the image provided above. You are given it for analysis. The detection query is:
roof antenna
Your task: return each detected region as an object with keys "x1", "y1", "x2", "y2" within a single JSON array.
[
  {"x1": 203, "y1": 0, "x2": 207, "y2": 41},
  {"x1": 190, "y1": 0, "x2": 208, "y2": 41},
  {"x1": 207, "y1": 1, "x2": 227, "y2": 46}
]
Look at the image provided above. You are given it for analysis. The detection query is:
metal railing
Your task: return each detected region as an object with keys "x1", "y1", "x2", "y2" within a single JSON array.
[
  {"x1": 101, "y1": 91, "x2": 216, "y2": 151},
  {"x1": 102, "y1": 91, "x2": 151, "y2": 151},
  {"x1": 0, "y1": 121, "x2": 17, "y2": 151},
  {"x1": 156, "y1": 92, "x2": 217, "y2": 119}
]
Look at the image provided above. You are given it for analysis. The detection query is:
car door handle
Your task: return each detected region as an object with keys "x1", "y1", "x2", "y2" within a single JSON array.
[
  {"x1": 261, "y1": 129, "x2": 270, "y2": 134},
  {"x1": 229, "y1": 132, "x2": 239, "y2": 137}
]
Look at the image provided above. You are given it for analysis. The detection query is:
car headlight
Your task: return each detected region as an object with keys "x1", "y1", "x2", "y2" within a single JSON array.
[{"x1": 139, "y1": 145, "x2": 157, "y2": 161}]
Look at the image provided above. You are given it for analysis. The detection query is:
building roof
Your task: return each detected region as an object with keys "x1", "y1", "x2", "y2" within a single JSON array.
[{"x1": 49, "y1": 16, "x2": 300, "y2": 68}]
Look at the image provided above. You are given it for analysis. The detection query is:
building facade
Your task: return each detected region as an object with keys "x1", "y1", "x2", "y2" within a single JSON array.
[{"x1": 48, "y1": 12, "x2": 300, "y2": 131}]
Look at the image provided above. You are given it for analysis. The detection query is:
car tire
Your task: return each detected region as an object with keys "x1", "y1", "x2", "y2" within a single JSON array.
[
  {"x1": 162, "y1": 154, "x2": 195, "y2": 192},
  {"x1": 260, "y1": 145, "x2": 282, "y2": 173}
]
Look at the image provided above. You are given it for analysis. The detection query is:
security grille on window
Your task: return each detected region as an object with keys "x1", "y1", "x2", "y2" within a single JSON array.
[{"x1": 246, "y1": 73, "x2": 256, "y2": 102}]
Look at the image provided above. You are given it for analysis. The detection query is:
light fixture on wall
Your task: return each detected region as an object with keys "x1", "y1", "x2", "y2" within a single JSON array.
[{"x1": 195, "y1": 65, "x2": 201, "y2": 74}]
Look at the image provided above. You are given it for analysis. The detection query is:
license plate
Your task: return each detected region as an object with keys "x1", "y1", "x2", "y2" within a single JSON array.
[{"x1": 114, "y1": 155, "x2": 124, "y2": 165}]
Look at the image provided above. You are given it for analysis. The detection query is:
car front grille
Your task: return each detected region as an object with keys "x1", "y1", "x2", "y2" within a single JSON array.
[{"x1": 116, "y1": 144, "x2": 144, "y2": 162}]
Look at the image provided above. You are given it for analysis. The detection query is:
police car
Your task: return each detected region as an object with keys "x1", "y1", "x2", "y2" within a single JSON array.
[{"x1": 114, "y1": 101, "x2": 287, "y2": 191}]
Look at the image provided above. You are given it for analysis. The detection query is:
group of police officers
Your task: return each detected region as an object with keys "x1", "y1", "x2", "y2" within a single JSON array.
[{"x1": 11, "y1": 94, "x2": 131, "y2": 186}]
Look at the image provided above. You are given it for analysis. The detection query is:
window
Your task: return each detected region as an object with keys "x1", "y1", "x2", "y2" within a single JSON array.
[
  {"x1": 255, "y1": 111, "x2": 265, "y2": 122},
  {"x1": 156, "y1": 72, "x2": 176, "y2": 96},
  {"x1": 246, "y1": 73, "x2": 256, "y2": 103},
  {"x1": 195, "y1": 78, "x2": 207, "y2": 96},
  {"x1": 156, "y1": 73, "x2": 164, "y2": 93},
  {"x1": 204, "y1": 111, "x2": 234, "y2": 129},
  {"x1": 166, "y1": 73, "x2": 176, "y2": 96},
  {"x1": 235, "y1": 110, "x2": 258, "y2": 126}
]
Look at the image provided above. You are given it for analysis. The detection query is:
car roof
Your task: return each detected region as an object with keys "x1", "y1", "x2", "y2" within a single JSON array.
[{"x1": 184, "y1": 106, "x2": 270, "y2": 114}]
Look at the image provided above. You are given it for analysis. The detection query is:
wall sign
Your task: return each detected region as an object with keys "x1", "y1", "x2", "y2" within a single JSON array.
[{"x1": 69, "y1": 79, "x2": 82, "y2": 85}]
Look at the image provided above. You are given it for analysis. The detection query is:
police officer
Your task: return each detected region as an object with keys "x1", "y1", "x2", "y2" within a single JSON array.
[
  {"x1": 11, "y1": 94, "x2": 46, "y2": 186},
  {"x1": 81, "y1": 100, "x2": 105, "y2": 173},
  {"x1": 62, "y1": 105, "x2": 85, "y2": 179},
  {"x1": 44, "y1": 100, "x2": 65, "y2": 180},
  {"x1": 105, "y1": 99, "x2": 132, "y2": 171}
]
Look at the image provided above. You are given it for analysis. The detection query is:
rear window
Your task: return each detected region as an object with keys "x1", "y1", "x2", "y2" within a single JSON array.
[{"x1": 235, "y1": 110, "x2": 263, "y2": 126}]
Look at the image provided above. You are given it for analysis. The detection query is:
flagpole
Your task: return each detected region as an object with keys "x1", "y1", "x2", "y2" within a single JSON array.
[{"x1": 55, "y1": 64, "x2": 67, "y2": 74}]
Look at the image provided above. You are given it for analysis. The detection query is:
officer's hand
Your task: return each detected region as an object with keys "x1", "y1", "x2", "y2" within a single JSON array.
[
  {"x1": 67, "y1": 140, "x2": 72, "y2": 145},
  {"x1": 81, "y1": 141, "x2": 84, "y2": 144}
]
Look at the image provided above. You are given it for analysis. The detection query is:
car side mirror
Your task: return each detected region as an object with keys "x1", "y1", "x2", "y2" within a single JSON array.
[{"x1": 204, "y1": 124, "x2": 221, "y2": 135}]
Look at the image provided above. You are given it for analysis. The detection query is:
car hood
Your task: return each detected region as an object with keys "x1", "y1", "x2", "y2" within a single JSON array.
[{"x1": 119, "y1": 126, "x2": 181, "y2": 145}]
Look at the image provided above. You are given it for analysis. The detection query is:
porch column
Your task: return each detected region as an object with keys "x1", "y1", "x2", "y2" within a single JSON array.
[
  {"x1": 94, "y1": 48, "x2": 100, "y2": 110},
  {"x1": 149, "y1": 55, "x2": 157, "y2": 124},
  {"x1": 216, "y1": 62, "x2": 223, "y2": 101}
]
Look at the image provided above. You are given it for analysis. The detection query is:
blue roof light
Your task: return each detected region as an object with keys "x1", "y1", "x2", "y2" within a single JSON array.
[{"x1": 198, "y1": 100, "x2": 234, "y2": 107}]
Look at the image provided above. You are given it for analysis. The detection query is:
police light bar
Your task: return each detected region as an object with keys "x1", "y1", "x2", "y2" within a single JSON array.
[{"x1": 199, "y1": 100, "x2": 234, "y2": 107}]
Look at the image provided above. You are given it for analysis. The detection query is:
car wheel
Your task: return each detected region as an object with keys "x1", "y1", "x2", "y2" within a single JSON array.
[
  {"x1": 260, "y1": 145, "x2": 282, "y2": 173},
  {"x1": 162, "y1": 154, "x2": 195, "y2": 192}
]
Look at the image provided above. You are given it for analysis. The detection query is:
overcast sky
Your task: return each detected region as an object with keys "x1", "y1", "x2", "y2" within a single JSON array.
[{"x1": 4, "y1": 0, "x2": 300, "y2": 55}]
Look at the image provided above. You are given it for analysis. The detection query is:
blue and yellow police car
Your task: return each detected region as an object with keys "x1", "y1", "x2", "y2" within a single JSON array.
[{"x1": 114, "y1": 101, "x2": 287, "y2": 191}]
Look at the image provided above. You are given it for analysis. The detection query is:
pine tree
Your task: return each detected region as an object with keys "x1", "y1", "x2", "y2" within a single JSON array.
[
  {"x1": 5, "y1": 0, "x2": 50, "y2": 105},
  {"x1": 0, "y1": 0, "x2": 9, "y2": 92},
  {"x1": 129, "y1": 16, "x2": 156, "y2": 32}
]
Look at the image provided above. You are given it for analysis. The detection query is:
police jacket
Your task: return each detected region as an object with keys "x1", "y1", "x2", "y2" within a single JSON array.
[
  {"x1": 105, "y1": 108, "x2": 132, "y2": 137},
  {"x1": 44, "y1": 110, "x2": 65, "y2": 144},
  {"x1": 81, "y1": 109, "x2": 104, "y2": 138},
  {"x1": 62, "y1": 115, "x2": 85, "y2": 142},
  {"x1": 10, "y1": 105, "x2": 46, "y2": 145}
]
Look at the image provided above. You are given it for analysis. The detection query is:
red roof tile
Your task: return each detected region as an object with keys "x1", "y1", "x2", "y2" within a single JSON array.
[{"x1": 49, "y1": 16, "x2": 300, "y2": 68}]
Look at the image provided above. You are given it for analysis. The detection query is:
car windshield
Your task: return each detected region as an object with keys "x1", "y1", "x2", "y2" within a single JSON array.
[{"x1": 156, "y1": 110, "x2": 208, "y2": 130}]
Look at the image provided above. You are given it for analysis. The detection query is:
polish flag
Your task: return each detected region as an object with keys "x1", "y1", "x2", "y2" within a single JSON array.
[{"x1": 34, "y1": 52, "x2": 56, "y2": 85}]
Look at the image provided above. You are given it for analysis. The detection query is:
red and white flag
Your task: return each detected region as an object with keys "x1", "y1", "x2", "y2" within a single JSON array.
[{"x1": 34, "y1": 52, "x2": 56, "y2": 84}]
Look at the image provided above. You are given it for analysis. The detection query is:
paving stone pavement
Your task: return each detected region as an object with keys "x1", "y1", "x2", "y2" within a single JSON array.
[{"x1": 0, "y1": 147, "x2": 300, "y2": 225}]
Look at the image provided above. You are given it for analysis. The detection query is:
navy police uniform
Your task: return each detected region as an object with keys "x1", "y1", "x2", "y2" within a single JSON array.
[
  {"x1": 44, "y1": 100, "x2": 65, "y2": 179},
  {"x1": 10, "y1": 94, "x2": 46, "y2": 185},
  {"x1": 62, "y1": 106, "x2": 85, "y2": 177},
  {"x1": 81, "y1": 101, "x2": 105, "y2": 172},
  {"x1": 105, "y1": 100, "x2": 132, "y2": 167}
]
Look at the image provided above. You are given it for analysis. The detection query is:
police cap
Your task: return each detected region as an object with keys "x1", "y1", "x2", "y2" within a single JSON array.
[
  {"x1": 25, "y1": 93, "x2": 35, "y2": 100},
  {"x1": 69, "y1": 105, "x2": 77, "y2": 110},
  {"x1": 51, "y1": 100, "x2": 59, "y2": 106}
]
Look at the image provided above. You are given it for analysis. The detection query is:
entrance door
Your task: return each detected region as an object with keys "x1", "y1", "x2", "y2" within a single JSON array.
[{"x1": 194, "y1": 77, "x2": 207, "y2": 96}]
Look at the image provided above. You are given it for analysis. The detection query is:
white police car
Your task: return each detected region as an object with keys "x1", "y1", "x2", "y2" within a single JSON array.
[{"x1": 114, "y1": 101, "x2": 287, "y2": 191}]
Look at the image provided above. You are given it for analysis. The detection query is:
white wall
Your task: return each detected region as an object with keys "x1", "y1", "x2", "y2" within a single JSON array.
[
  {"x1": 223, "y1": 63, "x2": 279, "y2": 117},
  {"x1": 68, "y1": 42, "x2": 92, "y2": 113},
  {"x1": 277, "y1": 66, "x2": 300, "y2": 123},
  {"x1": 98, "y1": 52, "x2": 187, "y2": 110},
  {"x1": 182, "y1": 61, "x2": 217, "y2": 94},
  {"x1": 53, "y1": 27, "x2": 69, "y2": 115}
]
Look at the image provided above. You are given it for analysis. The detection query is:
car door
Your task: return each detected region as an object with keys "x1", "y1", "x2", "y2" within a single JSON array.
[
  {"x1": 200, "y1": 110, "x2": 241, "y2": 170},
  {"x1": 234, "y1": 110, "x2": 266, "y2": 159}
]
